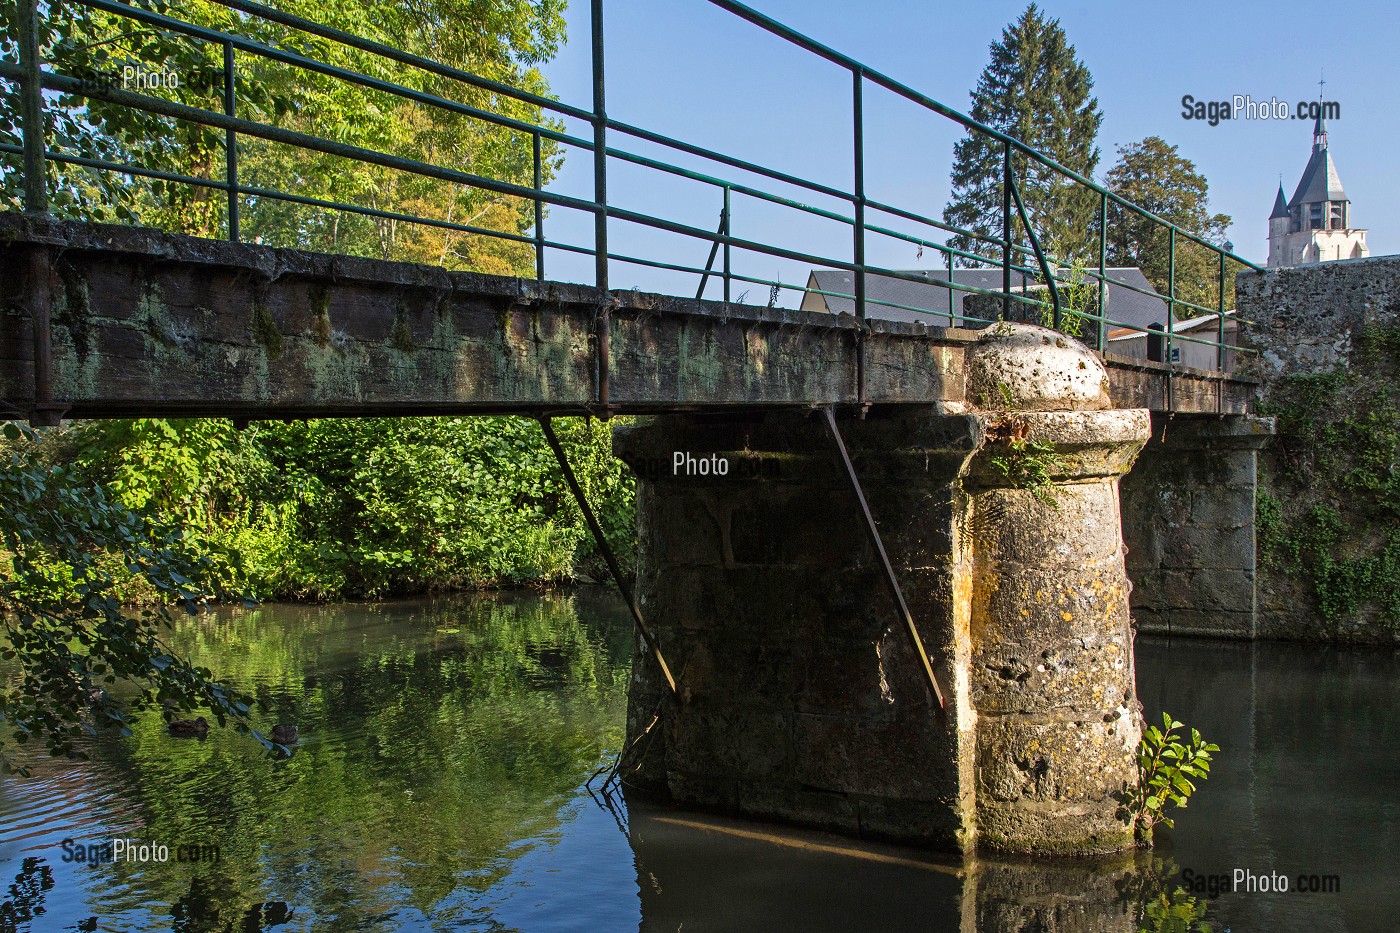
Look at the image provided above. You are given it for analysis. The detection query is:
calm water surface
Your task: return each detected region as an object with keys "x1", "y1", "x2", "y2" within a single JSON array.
[{"x1": 0, "y1": 593, "x2": 1395, "y2": 931}]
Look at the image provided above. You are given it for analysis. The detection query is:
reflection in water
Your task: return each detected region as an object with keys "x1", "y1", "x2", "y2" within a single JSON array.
[
  {"x1": 623, "y1": 801, "x2": 1212, "y2": 933},
  {"x1": 0, "y1": 592, "x2": 634, "y2": 931},
  {"x1": 0, "y1": 597, "x2": 1392, "y2": 931},
  {"x1": 0, "y1": 858, "x2": 55, "y2": 930}
]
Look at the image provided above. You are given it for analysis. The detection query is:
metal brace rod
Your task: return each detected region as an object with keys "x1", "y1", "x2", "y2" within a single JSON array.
[
  {"x1": 1007, "y1": 171, "x2": 1062, "y2": 328},
  {"x1": 538, "y1": 415, "x2": 677, "y2": 695},
  {"x1": 694, "y1": 204, "x2": 727, "y2": 300},
  {"x1": 822, "y1": 407, "x2": 947, "y2": 714}
]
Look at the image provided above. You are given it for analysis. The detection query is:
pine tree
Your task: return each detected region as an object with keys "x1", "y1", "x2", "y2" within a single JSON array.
[
  {"x1": 942, "y1": 5, "x2": 1102, "y2": 267},
  {"x1": 1104, "y1": 136, "x2": 1232, "y2": 315}
]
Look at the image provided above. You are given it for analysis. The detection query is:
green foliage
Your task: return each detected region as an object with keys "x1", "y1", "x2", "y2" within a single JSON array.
[
  {"x1": 990, "y1": 435, "x2": 1063, "y2": 506},
  {"x1": 0, "y1": 421, "x2": 279, "y2": 776},
  {"x1": 1256, "y1": 330, "x2": 1400, "y2": 625},
  {"x1": 944, "y1": 3, "x2": 1103, "y2": 266},
  {"x1": 1136, "y1": 886, "x2": 1214, "y2": 933},
  {"x1": 1, "y1": 0, "x2": 565, "y2": 271},
  {"x1": 0, "y1": 595, "x2": 629, "y2": 922},
  {"x1": 1127, "y1": 712, "x2": 1218, "y2": 844},
  {"x1": 56, "y1": 415, "x2": 634, "y2": 600},
  {"x1": 1039, "y1": 258, "x2": 1093, "y2": 339},
  {"x1": 1104, "y1": 136, "x2": 1233, "y2": 315}
]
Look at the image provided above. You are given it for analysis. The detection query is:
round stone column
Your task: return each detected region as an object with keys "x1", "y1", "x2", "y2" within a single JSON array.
[{"x1": 963, "y1": 323, "x2": 1150, "y2": 854}]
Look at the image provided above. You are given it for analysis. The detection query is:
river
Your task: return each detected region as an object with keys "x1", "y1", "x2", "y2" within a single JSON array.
[{"x1": 0, "y1": 593, "x2": 1394, "y2": 931}]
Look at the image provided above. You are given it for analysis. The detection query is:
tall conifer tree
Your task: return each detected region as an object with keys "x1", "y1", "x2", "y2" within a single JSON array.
[{"x1": 942, "y1": 5, "x2": 1102, "y2": 266}]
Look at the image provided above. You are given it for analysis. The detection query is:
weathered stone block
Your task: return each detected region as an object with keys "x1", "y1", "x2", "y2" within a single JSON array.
[
  {"x1": 971, "y1": 637, "x2": 1133, "y2": 716},
  {"x1": 736, "y1": 782, "x2": 859, "y2": 835},
  {"x1": 855, "y1": 794, "x2": 965, "y2": 849},
  {"x1": 793, "y1": 712, "x2": 956, "y2": 799},
  {"x1": 975, "y1": 715, "x2": 1138, "y2": 805},
  {"x1": 667, "y1": 702, "x2": 794, "y2": 780},
  {"x1": 971, "y1": 484, "x2": 1126, "y2": 567},
  {"x1": 1153, "y1": 569, "x2": 1255, "y2": 613},
  {"x1": 1189, "y1": 485, "x2": 1255, "y2": 528},
  {"x1": 1159, "y1": 524, "x2": 1256, "y2": 571},
  {"x1": 976, "y1": 800, "x2": 1136, "y2": 856}
]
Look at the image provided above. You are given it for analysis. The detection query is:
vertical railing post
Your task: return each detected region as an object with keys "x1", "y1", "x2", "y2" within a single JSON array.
[
  {"x1": 1166, "y1": 228, "x2": 1176, "y2": 410},
  {"x1": 1217, "y1": 249, "x2": 1227, "y2": 372},
  {"x1": 223, "y1": 39, "x2": 239, "y2": 242},
  {"x1": 533, "y1": 131, "x2": 545, "y2": 281},
  {"x1": 17, "y1": 0, "x2": 47, "y2": 214},
  {"x1": 1097, "y1": 192, "x2": 1107, "y2": 352},
  {"x1": 17, "y1": 0, "x2": 58, "y2": 427},
  {"x1": 722, "y1": 185, "x2": 731, "y2": 304},
  {"x1": 946, "y1": 247, "x2": 954, "y2": 325},
  {"x1": 852, "y1": 67, "x2": 866, "y2": 405},
  {"x1": 590, "y1": 0, "x2": 610, "y2": 409},
  {"x1": 1001, "y1": 140, "x2": 1012, "y2": 321}
]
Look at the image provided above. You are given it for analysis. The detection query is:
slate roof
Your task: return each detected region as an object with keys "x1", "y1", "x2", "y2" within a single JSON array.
[
  {"x1": 1289, "y1": 145, "x2": 1347, "y2": 207},
  {"x1": 803, "y1": 266, "x2": 1171, "y2": 331},
  {"x1": 1270, "y1": 184, "x2": 1290, "y2": 219}
]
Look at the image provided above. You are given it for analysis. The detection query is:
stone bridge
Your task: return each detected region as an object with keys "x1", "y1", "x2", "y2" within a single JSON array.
[
  {"x1": 1, "y1": 216, "x2": 1252, "y2": 420},
  {"x1": 1, "y1": 215, "x2": 1274, "y2": 855}
]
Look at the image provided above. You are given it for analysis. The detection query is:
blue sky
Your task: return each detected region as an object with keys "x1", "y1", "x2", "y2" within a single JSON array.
[{"x1": 532, "y1": 0, "x2": 1397, "y2": 301}]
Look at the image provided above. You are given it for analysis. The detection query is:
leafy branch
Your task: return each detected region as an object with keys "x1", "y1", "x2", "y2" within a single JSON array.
[
  {"x1": 1125, "y1": 711, "x2": 1219, "y2": 844},
  {"x1": 0, "y1": 421, "x2": 281, "y2": 776}
]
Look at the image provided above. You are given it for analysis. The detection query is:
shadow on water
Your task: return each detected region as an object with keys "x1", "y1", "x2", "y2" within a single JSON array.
[
  {"x1": 0, "y1": 596, "x2": 1394, "y2": 931},
  {"x1": 620, "y1": 796, "x2": 1212, "y2": 933}
]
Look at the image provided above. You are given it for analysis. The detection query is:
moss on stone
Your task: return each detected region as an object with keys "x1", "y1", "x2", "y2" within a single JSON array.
[{"x1": 251, "y1": 297, "x2": 283, "y2": 359}]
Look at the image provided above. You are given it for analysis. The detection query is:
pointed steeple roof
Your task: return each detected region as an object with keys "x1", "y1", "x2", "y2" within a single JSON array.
[
  {"x1": 1270, "y1": 183, "x2": 1290, "y2": 219},
  {"x1": 1289, "y1": 144, "x2": 1347, "y2": 207},
  {"x1": 1313, "y1": 109, "x2": 1327, "y2": 140}
]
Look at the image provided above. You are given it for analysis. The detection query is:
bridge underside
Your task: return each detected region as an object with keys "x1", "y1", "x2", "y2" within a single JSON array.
[{"x1": 1, "y1": 216, "x2": 1253, "y2": 422}]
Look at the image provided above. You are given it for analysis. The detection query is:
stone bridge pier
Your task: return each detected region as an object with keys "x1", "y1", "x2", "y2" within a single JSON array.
[{"x1": 614, "y1": 324, "x2": 1151, "y2": 855}]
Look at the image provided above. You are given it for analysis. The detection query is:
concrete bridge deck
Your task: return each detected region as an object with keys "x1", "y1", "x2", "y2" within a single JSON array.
[{"x1": 1, "y1": 215, "x2": 1254, "y2": 422}]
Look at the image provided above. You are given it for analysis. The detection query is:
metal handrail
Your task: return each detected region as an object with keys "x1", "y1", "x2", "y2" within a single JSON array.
[{"x1": 5, "y1": 0, "x2": 1258, "y2": 403}]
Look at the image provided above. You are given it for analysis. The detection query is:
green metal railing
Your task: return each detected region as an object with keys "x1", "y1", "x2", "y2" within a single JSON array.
[{"x1": 2, "y1": 0, "x2": 1261, "y2": 407}]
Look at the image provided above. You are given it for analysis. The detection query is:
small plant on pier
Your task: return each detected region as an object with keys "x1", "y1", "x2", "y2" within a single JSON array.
[
  {"x1": 990, "y1": 435, "x2": 1064, "y2": 507},
  {"x1": 1128, "y1": 712, "x2": 1219, "y2": 844}
]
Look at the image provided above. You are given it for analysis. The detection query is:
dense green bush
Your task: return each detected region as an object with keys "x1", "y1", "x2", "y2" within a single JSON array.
[
  {"x1": 54, "y1": 416, "x2": 635, "y2": 600},
  {"x1": 0, "y1": 422, "x2": 263, "y2": 774}
]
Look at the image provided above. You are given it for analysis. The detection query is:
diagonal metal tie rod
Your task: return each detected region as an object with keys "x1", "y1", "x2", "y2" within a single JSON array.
[
  {"x1": 537, "y1": 415, "x2": 678, "y2": 695},
  {"x1": 822, "y1": 407, "x2": 948, "y2": 714}
]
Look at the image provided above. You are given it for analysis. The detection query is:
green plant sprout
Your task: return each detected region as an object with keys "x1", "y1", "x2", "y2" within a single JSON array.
[{"x1": 1128, "y1": 712, "x2": 1220, "y2": 844}]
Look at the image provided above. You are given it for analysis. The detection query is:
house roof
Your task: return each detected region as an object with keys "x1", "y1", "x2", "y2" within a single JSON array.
[
  {"x1": 804, "y1": 266, "x2": 1171, "y2": 331},
  {"x1": 1108, "y1": 311, "x2": 1235, "y2": 341},
  {"x1": 1289, "y1": 145, "x2": 1347, "y2": 207}
]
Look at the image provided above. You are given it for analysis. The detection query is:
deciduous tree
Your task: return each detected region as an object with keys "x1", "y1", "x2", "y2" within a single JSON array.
[{"x1": 1104, "y1": 135, "x2": 1232, "y2": 315}]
